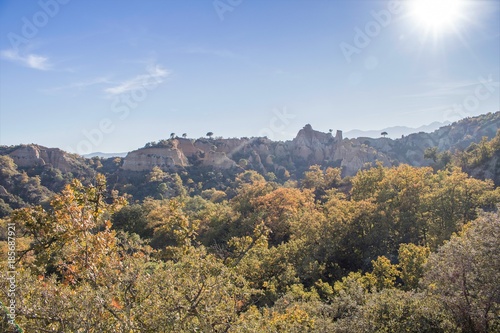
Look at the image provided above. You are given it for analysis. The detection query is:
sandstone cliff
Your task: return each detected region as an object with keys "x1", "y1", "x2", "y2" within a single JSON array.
[
  {"x1": 5, "y1": 145, "x2": 87, "y2": 173},
  {"x1": 116, "y1": 112, "x2": 500, "y2": 176},
  {"x1": 2, "y1": 112, "x2": 498, "y2": 180},
  {"x1": 122, "y1": 146, "x2": 189, "y2": 172}
]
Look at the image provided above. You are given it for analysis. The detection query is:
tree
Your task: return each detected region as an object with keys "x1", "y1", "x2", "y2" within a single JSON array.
[
  {"x1": 252, "y1": 187, "x2": 320, "y2": 245},
  {"x1": 0, "y1": 155, "x2": 18, "y2": 177},
  {"x1": 424, "y1": 147, "x2": 439, "y2": 163},
  {"x1": 0, "y1": 175, "x2": 255, "y2": 332},
  {"x1": 206, "y1": 132, "x2": 214, "y2": 139},
  {"x1": 170, "y1": 132, "x2": 175, "y2": 139},
  {"x1": 301, "y1": 165, "x2": 342, "y2": 200},
  {"x1": 182, "y1": 133, "x2": 187, "y2": 138},
  {"x1": 381, "y1": 131, "x2": 388, "y2": 138},
  {"x1": 133, "y1": 247, "x2": 253, "y2": 332},
  {"x1": 350, "y1": 164, "x2": 433, "y2": 258},
  {"x1": 10, "y1": 174, "x2": 125, "y2": 278},
  {"x1": 333, "y1": 289, "x2": 458, "y2": 333},
  {"x1": 398, "y1": 243, "x2": 430, "y2": 290},
  {"x1": 368, "y1": 256, "x2": 399, "y2": 291},
  {"x1": 111, "y1": 204, "x2": 152, "y2": 238},
  {"x1": 422, "y1": 209, "x2": 500, "y2": 333},
  {"x1": 424, "y1": 167, "x2": 498, "y2": 248},
  {"x1": 147, "y1": 198, "x2": 198, "y2": 250}
]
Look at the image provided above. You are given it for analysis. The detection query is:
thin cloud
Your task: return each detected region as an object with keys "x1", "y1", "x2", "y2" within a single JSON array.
[
  {"x1": 1, "y1": 49, "x2": 51, "y2": 71},
  {"x1": 42, "y1": 77, "x2": 112, "y2": 94},
  {"x1": 71, "y1": 77, "x2": 113, "y2": 89},
  {"x1": 104, "y1": 65, "x2": 169, "y2": 95},
  {"x1": 400, "y1": 79, "x2": 500, "y2": 99}
]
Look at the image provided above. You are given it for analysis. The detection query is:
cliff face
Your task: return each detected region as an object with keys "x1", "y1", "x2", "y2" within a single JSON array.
[
  {"x1": 285, "y1": 124, "x2": 392, "y2": 175},
  {"x1": 6, "y1": 145, "x2": 85, "y2": 173},
  {"x1": 3, "y1": 112, "x2": 498, "y2": 179},
  {"x1": 116, "y1": 112, "x2": 500, "y2": 176},
  {"x1": 122, "y1": 147, "x2": 189, "y2": 171},
  {"x1": 121, "y1": 139, "x2": 238, "y2": 172},
  {"x1": 290, "y1": 124, "x2": 337, "y2": 162},
  {"x1": 118, "y1": 124, "x2": 391, "y2": 176}
]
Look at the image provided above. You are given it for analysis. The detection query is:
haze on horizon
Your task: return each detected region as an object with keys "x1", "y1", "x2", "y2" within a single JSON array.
[{"x1": 0, "y1": 0, "x2": 499, "y2": 155}]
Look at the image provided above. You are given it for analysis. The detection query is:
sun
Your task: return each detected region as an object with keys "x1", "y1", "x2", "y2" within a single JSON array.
[{"x1": 408, "y1": 0, "x2": 466, "y2": 34}]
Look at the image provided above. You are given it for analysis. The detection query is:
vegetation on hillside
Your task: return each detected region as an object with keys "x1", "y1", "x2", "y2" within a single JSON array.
[
  {"x1": 1, "y1": 163, "x2": 499, "y2": 332},
  {"x1": 1, "y1": 113, "x2": 499, "y2": 219}
]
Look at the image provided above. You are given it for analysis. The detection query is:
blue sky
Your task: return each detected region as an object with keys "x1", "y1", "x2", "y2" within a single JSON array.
[{"x1": 0, "y1": 0, "x2": 499, "y2": 154}]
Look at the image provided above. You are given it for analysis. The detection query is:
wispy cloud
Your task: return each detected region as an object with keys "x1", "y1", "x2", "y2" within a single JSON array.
[
  {"x1": 70, "y1": 77, "x2": 113, "y2": 89},
  {"x1": 1, "y1": 48, "x2": 51, "y2": 71},
  {"x1": 400, "y1": 79, "x2": 499, "y2": 99},
  {"x1": 42, "y1": 77, "x2": 113, "y2": 94},
  {"x1": 104, "y1": 65, "x2": 169, "y2": 95}
]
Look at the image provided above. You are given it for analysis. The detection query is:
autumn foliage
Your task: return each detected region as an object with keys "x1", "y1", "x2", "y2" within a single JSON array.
[{"x1": 0, "y1": 165, "x2": 499, "y2": 332}]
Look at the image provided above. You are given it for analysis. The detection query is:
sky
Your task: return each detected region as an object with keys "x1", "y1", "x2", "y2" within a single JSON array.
[{"x1": 0, "y1": 0, "x2": 499, "y2": 154}]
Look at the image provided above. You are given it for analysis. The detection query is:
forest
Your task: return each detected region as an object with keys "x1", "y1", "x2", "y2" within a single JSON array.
[
  {"x1": 1, "y1": 153, "x2": 499, "y2": 332},
  {"x1": 1, "y1": 0, "x2": 499, "y2": 330}
]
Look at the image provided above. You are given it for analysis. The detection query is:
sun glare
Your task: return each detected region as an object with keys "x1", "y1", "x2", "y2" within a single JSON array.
[{"x1": 409, "y1": 0, "x2": 466, "y2": 34}]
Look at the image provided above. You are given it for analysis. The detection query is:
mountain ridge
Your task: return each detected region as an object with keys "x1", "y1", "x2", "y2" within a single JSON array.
[
  {"x1": 344, "y1": 121, "x2": 452, "y2": 139},
  {"x1": 0, "y1": 111, "x2": 499, "y2": 217},
  {"x1": 1, "y1": 112, "x2": 498, "y2": 177},
  {"x1": 83, "y1": 152, "x2": 128, "y2": 158},
  {"x1": 117, "y1": 112, "x2": 499, "y2": 176}
]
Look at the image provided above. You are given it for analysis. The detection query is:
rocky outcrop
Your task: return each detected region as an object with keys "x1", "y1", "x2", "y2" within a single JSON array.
[
  {"x1": 119, "y1": 124, "x2": 371, "y2": 174},
  {"x1": 284, "y1": 124, "x2": 391, "y2": 174},
  {"x1": 290, "y1": 124, "x2": 339, "y2": 163},
  {"x1": 117, "y1": 112, "x2": 500, "y2": 176},
  {"x1": 202, "y1": 151, "x2": 237, "y2": 169},
  {"x1": 122, "y1": 147, "x2": 189, "y2": 171},
  {"x1": 357, "y1": 112, "x2": 500, "y2": 167},
  {"x1": 0, "y1": 112, "x2": 497, "y2": 189},
  {"x1": 7, "y1": 145, "x2": 84, "y2": 173},
  {"x1": 334, "y1": 141, "x2": 391, "y2": 175},
  {"x1": 176, "y1": 138, "x2": 200, "y2": 158},
  {"x1": 122, "y1": 138, "x2": 241, "y2": 171},
  {"x1": 3, "y1": 112, "x2": 488, "y2": 177}
]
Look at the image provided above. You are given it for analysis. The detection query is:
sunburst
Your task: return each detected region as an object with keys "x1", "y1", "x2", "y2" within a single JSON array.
[{"x1": 408, "y1": 0, "x2": 467, "y2": 37}]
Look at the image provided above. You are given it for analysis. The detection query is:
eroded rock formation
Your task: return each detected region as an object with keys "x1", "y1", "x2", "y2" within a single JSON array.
[{"x1": 7, "y1": 145, "x2": 83, "y2": 173}]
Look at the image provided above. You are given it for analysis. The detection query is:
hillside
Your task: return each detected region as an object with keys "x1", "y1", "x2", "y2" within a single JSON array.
[
  {"x1": 119, "y1": 112, "x2": 500, "y2": 176},
  {"x1": 0, "y1": 112, "x2": 499, "y2": 216},
  {"x1": 1, "y1": 112, "x2": 500, "y2": 332},
  {"x1": 2, "y1": 146, "x2": 499, "y2": 332}
]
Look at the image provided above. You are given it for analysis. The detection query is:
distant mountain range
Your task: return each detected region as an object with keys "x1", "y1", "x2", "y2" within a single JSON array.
[
  {"x1": 84, "y1": 122, "x2": 452, "y2": 158},
  {"x1": 84, "y1": 152, "x2": 128, "y2": 158},
  {"x1": 344, "y1": 121, "x2": 451, "y2": 139}
]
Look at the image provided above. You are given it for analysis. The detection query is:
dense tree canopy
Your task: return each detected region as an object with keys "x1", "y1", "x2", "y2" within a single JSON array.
[{"x1": 1, "y1": 163, "x2": 499, "y2": 332}]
